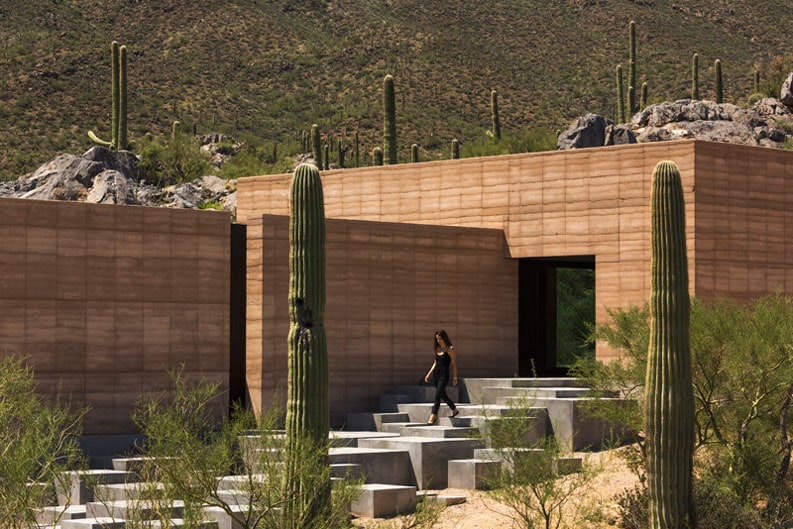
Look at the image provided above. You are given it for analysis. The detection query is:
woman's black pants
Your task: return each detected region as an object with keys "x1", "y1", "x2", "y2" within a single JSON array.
[{"x1": 431, "y1": 376, "x2": 456, "y2": 415}]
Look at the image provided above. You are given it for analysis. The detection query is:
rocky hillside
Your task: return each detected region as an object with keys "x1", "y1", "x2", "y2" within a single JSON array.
[{"x1": 1, "y1": 0, "x2": 792, "y2": 179}]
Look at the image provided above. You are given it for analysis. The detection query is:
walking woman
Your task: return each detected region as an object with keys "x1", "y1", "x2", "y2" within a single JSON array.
[{"x1": 423, "y1": 329, "x2": 459, "y2": 424}]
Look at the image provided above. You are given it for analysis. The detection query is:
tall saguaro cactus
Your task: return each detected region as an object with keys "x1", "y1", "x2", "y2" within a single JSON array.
[
  {"x1": 490, "y1": 89, "x2": 501, "y2": 141},
  {"x1": 383, "y1": 74, "x2": 397, "y2": 164},
  {"x1": 616, "y1": 65, "x2": 626, "y2": 123},
  {"x1": 285, "y1": 162, "x2": 330, "y2": 526},
  {"x1": 645, "y1": 160, "x2": 694, "y2": 529},
  {"x1": 311, "y1": 124, "x2": 322, "y2": 169},
  {"x1": 628, "y1": 20, "x2": 637, "y2": 113},
  {"x1": 88, "y1": 41, "x2": 129, "y2": 150},
  {"x1": 691, "y1": 53, "x2": 699, "y2": 100},
  {"x1": 715, "y1": 59, "x2": 723, "y2": 104}
]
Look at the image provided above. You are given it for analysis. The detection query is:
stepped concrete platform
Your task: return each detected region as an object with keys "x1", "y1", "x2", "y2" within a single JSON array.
[
  {"x1": 204, "y1": 505, "x2": 250, "y2": 529},
  {"x1": 62, "y1": 517, "x2": 126, "y2": 529},
  {"x1": 94, "y1": 481, "x2": 165, "y2": 501},
  {"x1": 86, "y1": 499, "x2": 185, "y2": 519},
  {"x1": 418, "y1": 491, "x2": 467, "y2": 506},
  {"x1": 37, "y1": 504, "x2": 87, "y2": 525},
  {"x1": 56, "y1": 470, "x2": 138, "y2": 505},
  {"x1": 359, "y1": 436, "x2": 485, "y2": 489},
  {"x1": 350, "y1": 483, "x2": 417, "y2": 518},
  {"x1": 329, "y1": 430, "x2": 399, "y2": 447},
  {"x1": 474, "y1": 448, "x2": 583, "y2": 474},
  {"x1": 461, "y1": 378, "x2": 588, "y2": 404},
  {"x1": 398, "y1": 424, "x2": 480, "y2": 439},
  {"x1": 500, "y1": 396, "x2": 635, "y2": 451},
  {"x1": 330, "y1": 462, "x2": 365, "y2": 480},
  {"x1": 447, "y1": 458, "x2": 501, "y2": 490},
  {"x1": 328, "y1": 447, "x2": 413, "y2": 485}
]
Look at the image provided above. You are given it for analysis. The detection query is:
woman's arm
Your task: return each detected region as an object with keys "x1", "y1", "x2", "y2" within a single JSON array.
[
  {"x1": 449, "y1": 346, "x2": 458, "y2": 385},
  {"x1": 424, "y1": 360, "x2": 437, "y2": 382}
]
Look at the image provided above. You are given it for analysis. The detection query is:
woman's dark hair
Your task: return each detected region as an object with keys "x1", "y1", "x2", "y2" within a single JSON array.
[{"x1": 434, "y1": 329, "x2": 453, "y2": 352}]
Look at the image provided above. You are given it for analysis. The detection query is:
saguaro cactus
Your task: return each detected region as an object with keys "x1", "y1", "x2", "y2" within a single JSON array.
[
  {"x1": 691, "y1": 53, "x2": 699, "y2": 100},
  {"x1": 616, "y1": 65, "x2": 625, "y2": 123},
  {"x1": 490, "y1": 89, "x2": 501, "y2": 141},
  {"x1": 285, "y1": 162, "x2": 330, "y2": 525},
  {"x1": 354, "y1": 132, "x2": 360, "y2": 167},
  {"x1": 383, "y1": 74, "x2": 397, "y2": 164},
  {"x1": 88, "y1": 41, "x2": 129, "y2": 150},
  {"x1": 628, "y1": 20, "x2": 637, "y2": 113},
  {"x1": 451, "y1": 138, "x2": 460, "y2": 159},
  {"x1": 373, "y1": 147, "x2": 383, "y2": 166},
  {"x1": 715, "y1": 59, "x2": 723, "y2": 103},
  {"x1": 311, "y1": 124, "x2": 322, "y2": 169},
  {"x1": 641, "y1": 82, "x2": 649, "y2": 110},
  {"x1": 411, "y1": 143, "x2": 419, "y2": 163},
  {"x1": 645, "y1": 160, "x2": 694, "y2": 529}
]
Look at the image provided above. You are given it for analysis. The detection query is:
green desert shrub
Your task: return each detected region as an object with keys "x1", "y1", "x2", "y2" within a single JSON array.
[{"x1": 137, "y1": 132, "x2": 213, "y2": 185}]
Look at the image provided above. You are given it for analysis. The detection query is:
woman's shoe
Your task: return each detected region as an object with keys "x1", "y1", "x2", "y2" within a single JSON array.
[
  {"x1": 426, "y1": 414, "x2": 437, "y2": 425},
  {"x1": 449, "y1": 409, "x2": 460, "y2": 418}
]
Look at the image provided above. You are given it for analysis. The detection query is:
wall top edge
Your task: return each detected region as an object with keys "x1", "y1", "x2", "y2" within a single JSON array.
[{"x1": 0, "y1": 196, "x2": 231, "y2": 219}]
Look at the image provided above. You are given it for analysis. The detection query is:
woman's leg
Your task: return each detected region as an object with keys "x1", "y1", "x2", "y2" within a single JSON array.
[{"x1": 431, "y1": 377, "x2": 449, "y2": 415}]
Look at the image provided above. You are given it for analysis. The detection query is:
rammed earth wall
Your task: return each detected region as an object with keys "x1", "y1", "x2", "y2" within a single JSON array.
[
  {"x1": 0, "y1": 199, "x2": 230, "y2": 434},
  {"x1": 238, "y1": 140, "x2": 793, "y2": 422}
]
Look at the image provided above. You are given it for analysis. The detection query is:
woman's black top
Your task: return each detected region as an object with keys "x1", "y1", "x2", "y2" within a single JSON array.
[{"x1": 434, "y1": 349, "x2": 452, "y2": 380}]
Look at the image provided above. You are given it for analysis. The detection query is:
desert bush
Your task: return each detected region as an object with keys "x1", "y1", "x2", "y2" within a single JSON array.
[
  {"x1": 136, "y1": 132, "x2": 213, "y2": 185},
  {"x1": 0, "y1": 355, "x2": 87, "y2": 529}
]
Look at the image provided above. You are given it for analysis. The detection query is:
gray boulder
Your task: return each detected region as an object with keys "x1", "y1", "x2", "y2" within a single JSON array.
[
  {"x1": 17, "y1": 154, "x2": 103, "y2": 201},
  {"x1": 781, "y1": 72, "x2": 793, "y2": 107},
  {"x1": 557, "y1": 113, "x2": 612, "y2": 150}
]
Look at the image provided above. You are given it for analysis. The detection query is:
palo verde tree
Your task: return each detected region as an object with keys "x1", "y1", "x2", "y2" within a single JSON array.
[{"x1": 645, "y1": 160, "x2": 694, "y2": 529}]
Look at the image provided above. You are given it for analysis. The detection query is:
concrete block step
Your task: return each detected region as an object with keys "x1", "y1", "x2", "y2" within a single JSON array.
[
  {"x1": 37, "y1": 504, "x2": 87, "y2": 525},
  {"x1": 217, "y1": 474, "x2": 267, "y2": 491},
  {"x1": 94, "y1": 481, "x2": 165, "y2": 501},
  {"x1": 447, "y1": 458, "x2": 501, "y2": 490},
  {"x1": 397, "y1": 403, "x2": 512, "y2": 423},
  {"x1": 481, "y1": 386, "x2": 593, "y2": 404},
  {"x1": 56, "y1": 470, "x2": 138, "y2": 506},
  {"x1": 398, "y1": 425, "x2": 480, "y2": 439},
  {"x1": 359, "y1": 436, "x2": 486, "y2": 489},
  {"x1": 330, "y1": 463, "x2": 365, "y2": 480},
  {"x1": 330, "y1": 430, "x2": 399, "y2": 447},
  {"x1": 391, "y1": 385, "x2": 460, "y2": 403},
  {"x1": 328, "y1": 447, "x2": 413, "y2": 485},
  {"x1": 418, "y1": 491, "x2": 467, "y2": 506},
  {"x1": 350, "y1": 483, "x2": 417, "y2": 518},
  {"x1": 378, "y1": 393, "x2": 413, "y2": 412},
  {"x1": 62, "y1": 517, "x2": 126, "y2": 529},
  {"x1": 345, "y1": 412, "x2": 377, "y2": 431},
  {"x1": 473, "y1": 448, "x2": 583, "y2": 474},
  {"x1": 86, "y1": 499, "x2": 185, "y2": 519},
  {"x1": 380, "y1": 421, "x2": 428, "y2": 433},
  {"x1": 498, "y1": 396, "x2": 636, "y2": 451},
  {"x1": 204, "y1": 504, "x2": 251, "y2": 529},
  {"x1": 462, "y1": 377, "x2": 589, "y2": 404}
]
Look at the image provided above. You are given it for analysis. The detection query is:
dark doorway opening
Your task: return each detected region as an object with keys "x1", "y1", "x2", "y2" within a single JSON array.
[{"x1": 518, "y1": 256, "x2": 595, "y2": 377}]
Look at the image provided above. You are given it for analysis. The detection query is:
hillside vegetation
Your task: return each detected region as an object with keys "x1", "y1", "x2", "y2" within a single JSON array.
[{"x1": 0, "y1": 0, "x2": 791, "y2": 179}]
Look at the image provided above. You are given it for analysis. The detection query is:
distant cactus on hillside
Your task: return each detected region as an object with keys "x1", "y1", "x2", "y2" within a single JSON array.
[
  {"x1": 383, "y1": 74, "x2": 397, "y2": 164},
  {"x1": 88, "y1": 41, "x2": 129, "y2": 150},
  {"x1": 691, "y1": 53, "x2": 699, "y2": 100}
]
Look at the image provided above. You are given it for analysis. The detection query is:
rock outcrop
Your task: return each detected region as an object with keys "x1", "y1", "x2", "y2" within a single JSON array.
[
  {"x1": 558, "y1": 75, "x2": 793, "y2": 151},
  {"x1": 0, "y1": 147, "x2": 237, "y2": 217}
]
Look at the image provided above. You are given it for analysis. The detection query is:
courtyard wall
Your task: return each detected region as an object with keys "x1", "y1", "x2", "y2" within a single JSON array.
[{"x1": 0, "y1": 198, "x2": 230, "y2": 434}]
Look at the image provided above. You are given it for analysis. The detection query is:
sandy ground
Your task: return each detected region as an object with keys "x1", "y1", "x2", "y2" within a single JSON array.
[{"x1": 351, "y1": 449, "x2": 640, "y2": 529}]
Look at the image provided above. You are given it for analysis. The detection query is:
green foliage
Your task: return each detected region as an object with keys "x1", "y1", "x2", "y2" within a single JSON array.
[
  {"x1": 132, "y1": 369, "x2": 359, "y2": 529},
  {"x1": 461, "y1": 128, "x2": 557, "y2": 158},
  {"x1": 755, "y1": 52, "x2": 793, "y2": 98},
  {"x1": 286, "y1": 163, "x2": 331, "y2": 527},
  {"x1": 383, "y1": 74, "x2": 397, "y2": 165},
  {"x1": 645, "y1": 160, "x2": 694, "y2": 529},
  {"x1": 483, "y1": 398, "x2": 602, "y2": 529},
  {"x1": 0, "y1": 355, "x2": 86, "y2": 529},
  {"x1": 136, "y1": 132, "x2": 213, "y2": 185},
  {"x1": 575, "y1": 293, "x2": 793, "y2": 528},
  {"x1": 555, "y1": 267, "x2": 595, "y2": 369}
]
